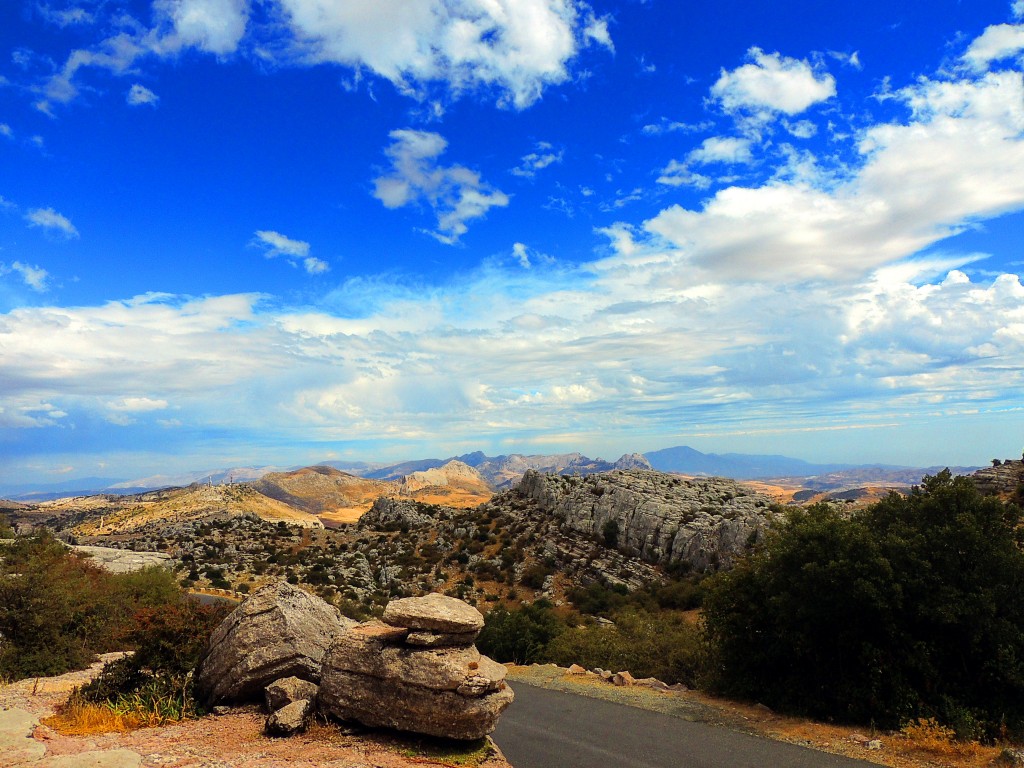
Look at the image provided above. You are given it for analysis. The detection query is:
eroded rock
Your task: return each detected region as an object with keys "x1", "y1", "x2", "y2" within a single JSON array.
[
  {"x1": 265, "y1": 676, "x2": 319, "y2": 712},
  {"x1": 382, "y1": 593, "x2": 484, "y2": 635},
  {"x1": 197, "y1": 580, "x2": 356, "y2": 705},
  {"x1": 265, "y1": 699, "x2": 313, "y2": 737}
]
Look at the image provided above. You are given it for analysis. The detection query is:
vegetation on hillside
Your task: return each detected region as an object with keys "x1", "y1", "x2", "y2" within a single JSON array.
[{"x1": 702, "y1": 470, "x2": 1024, "y2": 740}]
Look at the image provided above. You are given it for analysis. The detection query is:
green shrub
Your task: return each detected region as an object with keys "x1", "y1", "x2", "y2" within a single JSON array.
[
  {"x1": 477, "y1": 601, "x2": 565, "y2": 664},
  {"x1": 702, "y1": 471, "x2": 1024, "y2": 739},
  {"x1": 546, "y1": 609, "x2": 703, "y2": 686}
]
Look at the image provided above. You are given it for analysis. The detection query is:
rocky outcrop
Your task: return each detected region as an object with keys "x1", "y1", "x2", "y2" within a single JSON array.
[
  {"x1": 265, "y1": 676, "x2": 318, "y2": 711},
  {"x1": 357, "y1": 497, "x2": 437, "y2": 530},
  {"x1": 319, "y1": 595, "x2": 513, "y2": 740},
  {"x1": 517, "y1": 469, "x2": 778, "y2": 572},
  {"x1": 971, "y1": 459, "x2": 1024, "y2": 496},
  {"x1": 70, "y1": 545, "x2": 171, "y2": 573},
  {"x1": 612, "y1": 453, "x2": 653, "y2": 471},
  {"x1": 399, "y1": 460, "x2": 492, "y2": 495},
  {"x1": 197, "y1": 581, "x2": 356, "y2": 705}
]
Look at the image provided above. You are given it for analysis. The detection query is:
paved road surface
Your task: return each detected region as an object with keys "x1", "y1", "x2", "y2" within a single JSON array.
[{"x1": 492, "y1": 683, "x2": 876, "y2": 768}]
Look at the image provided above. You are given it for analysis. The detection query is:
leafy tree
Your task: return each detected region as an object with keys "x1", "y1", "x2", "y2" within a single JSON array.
[
  {"x1": 702, "y1": 471, "x2": 1024, "y2": 739},
  {"x1": 477, "y1": 601, "x2": 565, "y2": 664}
]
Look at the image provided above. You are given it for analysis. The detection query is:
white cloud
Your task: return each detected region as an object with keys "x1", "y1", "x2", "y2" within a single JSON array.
[
  {"x1": 276, "y1": 0, "x2": 604, "y2": 108},
  {"x1": 154, "y1": 0, "x2": 249, "y2": 56},
  {"x1": 37, "y1": 4, "x2": 95, "y2": 27},
  {"x1": 25, "y1": 207, "x2": 79, "y2": 239},
  {"x1": 127, "y1": 84, "x2": 160, "y2": 106},
  {"x1": 711, "y1": 47, "x2": 836, "y2": 119},
  {"x1": 8, "y1": 262, "x2": 50, "y2": 292},
  {"x1": 108, "y1": 397, "x2": 169, "y2": 412},
  {"x1": 656, "y1": 160, "x2": 711, "y2": 189},
  {"x1": 963, "y1": 23, "x2": 1024, "y2": 71},
  {"x1": 303, "y1": 256, "x2": 330, "y2": 275},
  {"x1": 644, "y1": 69, "x2": 1024, "y2": 281},
  {"x1": 373, "y1": 129, "x2": 509, "y2": 243},
  {"x1": 1016, "y1": 1, "x2": 1024, "y2": 20},
  {"x1": 0, "y1": 124, "x2": 12, "y2": 139},
  {"x1": 511, "y1": 142, "x2": 563, "y2": 178},
  {"x1": 784, "y1": 118, "x2": 817, "y2": 138},
  {"x1": 687, "y1": 136, "x2": 754, "y2": 165},
  {"x1": 253, "y1": 230, "x2": 310, "y2": 258},
  {"x1": 641, "y1": 118, "x2": 714, "y2": 136}
]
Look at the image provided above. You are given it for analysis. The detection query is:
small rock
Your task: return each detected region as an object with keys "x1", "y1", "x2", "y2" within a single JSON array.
[
  {"x1": 265, "y1": 699, "x2": 313, "y2": 736},
  {"x1": 599, "y1": 670, "x2": 613, "y2": 681},
  {"x1": 265, "y1": 677, "x2": 319, "y2": 712},
  {"x1": 405, "y1": 630, "x2": 479, "y2": 647},
  {"x1": 212, "y1": 706, "x2": 232, "y2": 716},
  {"x1": 996, "y1": 747, "x2": 1024, "y2": 766},
  {"x1": 382, "y1": 593, "x2": 484, "y2": 634},
  {"x1": 611, "y1": 671, "x2": 636, "y2": 687},
  {"x1": 567, "y1": 664, "x2": 587, "y2": 675},
  {"x1": 636, "y1": 678, "x2": 668, "y2": 691},
  {"x1": 667, "y1": 683, "x2": 688, "y2": 692},
  {"x1": 866, "y1": 740, "x2": 883, "y2": 750},
  {"x1": 849, "y1": 733, "x2": 870, "y2": 745}
]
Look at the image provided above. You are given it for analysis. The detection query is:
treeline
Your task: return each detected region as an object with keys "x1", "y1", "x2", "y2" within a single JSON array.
[{"x1": 479, "y1": 471, "x2": 1024, "y2": 741}]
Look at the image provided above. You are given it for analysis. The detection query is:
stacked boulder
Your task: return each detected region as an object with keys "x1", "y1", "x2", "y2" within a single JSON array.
[
  {"x1": 318, "y1": 593, "x2": 514, "y2": 740},
  {"x1": 196, "y1": 580, "x2": 357, "y2": 706}
]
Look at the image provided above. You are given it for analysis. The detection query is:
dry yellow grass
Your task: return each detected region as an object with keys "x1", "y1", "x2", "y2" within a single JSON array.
[{"x1": 42, "y1": 699, "x2": 143, "y2": 735}]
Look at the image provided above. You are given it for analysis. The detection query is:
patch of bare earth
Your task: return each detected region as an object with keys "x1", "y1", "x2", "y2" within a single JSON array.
[
  {"x1": 1, "y1": 657, "x2": 510, "y2": 768},
  {"x1": 506, "y1": 664, "x2": 1005, "y2": 768}
]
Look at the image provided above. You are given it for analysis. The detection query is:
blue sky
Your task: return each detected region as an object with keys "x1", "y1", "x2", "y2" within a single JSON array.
[{"x1": 3, "y1": 0, "x2": 1024, "y2": 486}]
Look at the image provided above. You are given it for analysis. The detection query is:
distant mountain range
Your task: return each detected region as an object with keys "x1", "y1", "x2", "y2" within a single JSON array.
[{"x1": 0, "y1": 445, "x2": 980, "y2": 501}]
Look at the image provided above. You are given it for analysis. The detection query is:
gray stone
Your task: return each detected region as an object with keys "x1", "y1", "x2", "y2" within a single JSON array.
[
  {"x1": 611, "y1": 671, "x2": 635, "y2": 687},
  {"x1": 196, "y1": 580, "x2": 356, "y2": 705},
  {"x1": 70, "y1": 546, "x2": 171, "y2": 574},
  {"x1": 405, "y1": 630, "x2": 479, "y2": 648},
  {"x1": 319, "y1": 669, "x2": 513, "y2": 741},
  {"x1": 265, "y1": 676, "x2": 319, "y2": 711},
  {"x1": 265, "y1": 699, "x2": 313, "y2": 736},
  {"x1": 382, "y1": 593, "x2": 484, "y2": 634},
  {"x1": 0, "y1": 707, "x2": 46, "y2": 762}
]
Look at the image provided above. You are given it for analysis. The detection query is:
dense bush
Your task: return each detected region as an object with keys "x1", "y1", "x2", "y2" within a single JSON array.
[
  {"x1": 702, "y1": 471, "x2": 1024, "y2": 739},
  {"x1": 476, "y1": 601, "x2": 565, "y2": 664},
  {"x1": 546, "y1": 609, "x2": 703, "y2": 686},
  {"x1": 0, "y1": 531, "x2": 192, "y2": 681}
]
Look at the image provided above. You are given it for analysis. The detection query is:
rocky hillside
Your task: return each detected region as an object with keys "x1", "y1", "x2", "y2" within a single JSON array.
[
  {"x1": 518, "y1": 469, "x2": 779, "y2": 572},
  {"x1": 398, "y1": 460, "x2": 491, "y2": 495},
  {"x1": 252, "y1": 466, "x2": 394, "y2": 518},
  {"x1": 970, "y1": 457, "x2": 1024, "y2": 497}
]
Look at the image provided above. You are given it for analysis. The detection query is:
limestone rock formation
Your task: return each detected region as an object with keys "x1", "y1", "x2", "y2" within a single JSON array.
[
  {"x1": 382, "y1": 593, "x2": 485, "y2": 635},
  {"x1": 265, "y1": 699, "x2": 314, "y2": 736},
  {"x1": 517, "y1": 469, "x2": 778, "y2": 572},
  {"x1": 357, "y1": 497, "x2": 437, "y2": 530},
  {"x1": 319, "y1": 596, "x2": 512, "y2": 740},
  {"x1": 399, "y1": 460, "x2": 492, "y2": 495},
  {"x1": 971, "y1": 459, "x2": 1024, "y2": 497},
  {"x1": 265, "y1": 676, "x2": 319, "y2": 712},
  {"x1": 197, "y1": 580, "x2": 356, "y2": 705}
]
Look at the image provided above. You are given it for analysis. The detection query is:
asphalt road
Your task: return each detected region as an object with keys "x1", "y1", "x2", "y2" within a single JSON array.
[{"x1": 492, "y1": 683, "x2": 877, "y2": 768}]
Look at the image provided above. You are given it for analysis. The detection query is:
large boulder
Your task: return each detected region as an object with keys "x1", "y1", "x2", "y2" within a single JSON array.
[
  {"x1": 197, "y1": 580, "x2": 356, "y2": 705},
  {"x1": 319, "y1": 597, "x2": 513, "y2": 740}
]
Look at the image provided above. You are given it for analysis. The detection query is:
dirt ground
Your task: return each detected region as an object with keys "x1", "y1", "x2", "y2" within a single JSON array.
[{"x1": 0, "y1": 656, "x2": 510, "y2": 768}]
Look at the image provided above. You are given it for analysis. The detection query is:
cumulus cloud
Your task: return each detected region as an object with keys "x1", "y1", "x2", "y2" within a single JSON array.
[
  {"x1": 126, "y1": 84, "x2": 159, "y2": 106},
  {"x1": 108, "y1": 397, "x2": 169, "y2": 412},
  {"x1": 1, "y1": 262, "x2": 49, "y2": 292},
  {"x1": 253, "y1": 230, "x2": 309, "y2": 258},
  {"x1": 687, "y1": 136, "x2": 754, "y2": 165},
  {"x1": 252, "y1": 230, "x2": 328, "y2": 274},
  {"x1": 373, "y1": 129, "x2": 509, "y2": 243},
  {"x1": 711, "y1": 48, "x2": 836, "y2": 120},
  {"x1": 963, "y1": 23, "x2": 1024, "y2": 70},
  {"x1": 276, "y1": 0, "x2": 605, "y2": 108},
  {"x1": 154, "y1": 0, "x2": 249, "y2": 55},
  {"x1": 25, "y1": 207, "x2": 79, "y2": 238},
  {"x1": 511, "y1": 142, "x2": 563, "y2": 178},
  {"x1": 644, "y1": 69, "x2": 1024, "y2": 281}
]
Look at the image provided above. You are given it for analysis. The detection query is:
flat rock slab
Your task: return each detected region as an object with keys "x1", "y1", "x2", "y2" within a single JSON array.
[
  {"x1": 383, "y1": 594, "x2": 484, "y2": 634},
  {"x1": 70, "y1": 546, "x2": 171, "y2": 574},
  {"x1": 40, "y1": 750, "x2": 142, "y2": 768},
  {"x1": 0, "y1": 707, "x2": 46, "y2": 762}
]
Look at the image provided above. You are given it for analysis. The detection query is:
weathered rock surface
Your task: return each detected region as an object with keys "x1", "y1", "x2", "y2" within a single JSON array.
[
  {"x1": 405, "y1": 630, "x2": 479, "y2": 647},
  {"x1": 517, "y1": 469, "x2": 778, "y2": 571},
  {"x1": 265, "y1": 676, "x2": 319, "y2": 712},
  {"x1": 265, "y1": 699, "x2": 313, "y2": 736},
  {"x1": 319, "y1": 597, "x2": 513, "y2": 740},
  {"x1": 383, "y1": 593, "x2": 485, "y2": 635},
  {"x1": 0, "y1": 706, "x2": 46, "y2": 762},
  {"x1": 70, "y1": 546, "x2": 172, "y2": 574},
  {"x1": 972, "y1": 458, "x2": 1024, "y2": 496},
  {"x1": 357, "y1": 497, "x2": 437, "y2": 530},
  {"x1": 197, "y1": 580, "x2": 356, "y2": 705}
]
